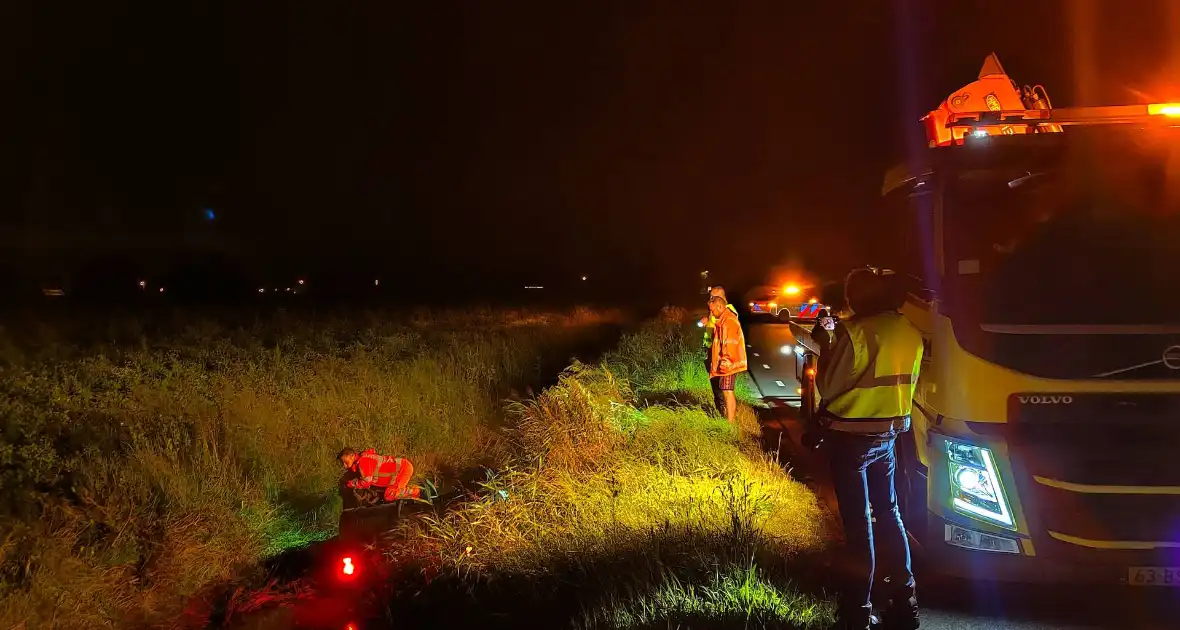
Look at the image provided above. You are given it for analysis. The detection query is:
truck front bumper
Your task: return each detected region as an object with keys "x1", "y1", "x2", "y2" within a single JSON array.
[{"x1": 922, "y1": 512, "x2": 1148, "y2": 586}]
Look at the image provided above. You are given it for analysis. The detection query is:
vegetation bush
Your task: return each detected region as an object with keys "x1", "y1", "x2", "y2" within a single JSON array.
[
  {"x1": 386, "y1": 308, "x2": 833, "y2": 629},
  {"x1": 0, "y1": 306, "x2": 620, "y2": 628}
]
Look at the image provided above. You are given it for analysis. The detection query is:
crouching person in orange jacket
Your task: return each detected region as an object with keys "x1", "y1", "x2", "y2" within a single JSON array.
[{"x1": 337, "y1": 447, "x2": 423, "y2": 507}]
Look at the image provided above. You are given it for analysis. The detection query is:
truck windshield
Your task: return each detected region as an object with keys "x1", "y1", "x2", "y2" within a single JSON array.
[{"x1": 941, "y1": 129, "x2": 1180, "y2": 379}]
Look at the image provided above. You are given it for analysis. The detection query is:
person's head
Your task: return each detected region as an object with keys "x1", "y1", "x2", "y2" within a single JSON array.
[
  {"x1": 844, "y1": 268, "x2": 892, "y2": 316},
  {"x1": 337, "y1": 447, "x2": 359, "y2": 470},
  {"x1": 709, "y1": 285, "x2": 727, "y2": 301},
  {"x1": 708, "y1": 294, "x2": 727, "y2": 318}
]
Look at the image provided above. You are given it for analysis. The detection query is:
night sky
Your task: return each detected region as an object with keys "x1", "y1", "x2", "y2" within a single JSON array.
[{"x1": 2, "y1": 1, "x2": 1177, "y2": 294}]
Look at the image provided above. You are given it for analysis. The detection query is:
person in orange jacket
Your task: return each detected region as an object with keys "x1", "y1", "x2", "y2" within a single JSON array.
[
  {"x1": 338, "y1": 447, "x2": 423, "y2": 505},
  {"x1": 698, "y1": 286, "x2": 740, "y2": 417},
  {"x1": 708, "y1": 294, "x2": 748, "y2": 423}
]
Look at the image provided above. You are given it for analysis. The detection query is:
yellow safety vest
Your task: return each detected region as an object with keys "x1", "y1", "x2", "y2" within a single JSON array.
[
  {"x1": 816, "y1": 312, "x2": 923, "y2": 435},
  {"x1": 702, "y1": 303, "x2": 739, "y2": 348}
]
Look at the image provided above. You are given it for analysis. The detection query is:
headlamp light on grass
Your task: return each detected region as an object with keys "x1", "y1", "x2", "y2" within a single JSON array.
[{"x1": 947, "y1": 440, "x2": 1014, "y2": 529}]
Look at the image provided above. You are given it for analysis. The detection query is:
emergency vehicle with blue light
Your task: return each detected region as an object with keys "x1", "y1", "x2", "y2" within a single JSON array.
[{"x1": 747, "y1": 283, "x2": 826, "y2": 321}]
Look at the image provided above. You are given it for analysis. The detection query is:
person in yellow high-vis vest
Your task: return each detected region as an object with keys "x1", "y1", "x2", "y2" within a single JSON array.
[
  {"x1": 812, "y1": 268, "x2": 922, "y2": 630},
  {"x1": 698, "y1": 286, "x2": 739, "y2": 417}
]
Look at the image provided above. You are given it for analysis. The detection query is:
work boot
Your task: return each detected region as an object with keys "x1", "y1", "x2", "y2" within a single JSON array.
[
  {"x1": 830, "y1": 616, "x2": 875, "y2": 630},
  {"x1": 878, "y1": 598, "x2": 919, "y2": 630},
  {"x1": 831, "y1": 608, "x2": 874, "y2": 630}
]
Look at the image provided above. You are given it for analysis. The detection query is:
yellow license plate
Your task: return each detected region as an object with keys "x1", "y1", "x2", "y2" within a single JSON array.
[{"x1": 1128, "y1": 567, "x2": 1180, "y2": 586}]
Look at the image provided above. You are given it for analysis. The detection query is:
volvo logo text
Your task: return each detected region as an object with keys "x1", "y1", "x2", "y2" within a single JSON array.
[
  {"x1": 1162, "y1": 346, "x2": 1180, "y2": 370},
  {"x1": 1018, "y1": 395, "x2": 1073, "y2": 404}
]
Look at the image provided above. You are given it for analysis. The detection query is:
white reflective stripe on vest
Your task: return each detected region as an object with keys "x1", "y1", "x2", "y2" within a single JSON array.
[
  {"x1": 822, "y1": 312, "x2": 923, "y2": 429},
  {"x1": 370, "y1": 455, "x2": 404, "y2": 486},
  {"x1": 824, "y1": 416, "x2": 911, "y2": 435}
]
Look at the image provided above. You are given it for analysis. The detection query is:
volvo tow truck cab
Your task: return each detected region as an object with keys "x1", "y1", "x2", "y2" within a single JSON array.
[{"x1": 802, "y1": 54, "x2": 1180, "y2": 585}]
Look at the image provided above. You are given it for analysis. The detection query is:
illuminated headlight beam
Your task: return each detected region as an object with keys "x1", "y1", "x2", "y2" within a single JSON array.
[{"x1": 947, "y1": 440, "x2": 1015, "y2": 529}]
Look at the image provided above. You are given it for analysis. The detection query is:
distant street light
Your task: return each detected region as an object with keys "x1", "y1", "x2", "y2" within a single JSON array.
[
  {"x1": 581, "y1": 275, "x2": 588, "y2": 281},
  {"x1": 374, "y1": 279, "x2": 380, "y2": 286},
  {"x1": 138, "y1": 280, "x2": 146, "y2": 289},
  {"x1": 298, "y1": 279, "x2": 305, "y2": 285}
]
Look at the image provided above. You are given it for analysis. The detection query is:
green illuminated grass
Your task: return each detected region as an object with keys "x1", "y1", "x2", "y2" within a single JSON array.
[
  {"x1": 389, "y1": 310, "x2": 833, "y2": 629},
  {"x1": 0, "y1": 307, "x2": 622, "y2": 628},
  {"x1": 580, "y1": 564, "x2": 831, "y2": 630},
  {"x1": 0, "y1": 306, "x2": 833, "y2": 629}
]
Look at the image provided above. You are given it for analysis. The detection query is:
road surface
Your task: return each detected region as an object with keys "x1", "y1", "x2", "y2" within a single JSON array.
[
  {"x1": 744, "y1": 320, "x2": 1180, "y2": 630},
  {"x1": 743, "y1": 320, "x2": 806, "y2": 404}
]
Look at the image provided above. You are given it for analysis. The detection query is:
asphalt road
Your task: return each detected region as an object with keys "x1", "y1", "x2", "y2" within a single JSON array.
[
  {"x1": 743, "y1": 319, "x2": 1180, "y2": 630},
  {"x1": 743, "y1": 319, "x2": 806, "y2": 405}
]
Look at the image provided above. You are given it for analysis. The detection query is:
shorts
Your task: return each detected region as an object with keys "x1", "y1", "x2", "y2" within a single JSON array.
[{"x1": 717, "y1": 374, "x2": 736, "y2": 391}]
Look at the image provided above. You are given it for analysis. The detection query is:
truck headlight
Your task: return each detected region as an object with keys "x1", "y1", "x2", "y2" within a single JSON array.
[{"x1": 947, "y1": 440, "x2": 1014, "y2": 529}]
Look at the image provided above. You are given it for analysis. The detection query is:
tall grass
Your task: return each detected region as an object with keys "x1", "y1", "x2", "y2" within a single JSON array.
[
  {"x1": 0, "y1": 306, "x2": 621, "y2": 628},
  {"x1": 387, "y1": 309, "x2": 833, "y2": 630}
]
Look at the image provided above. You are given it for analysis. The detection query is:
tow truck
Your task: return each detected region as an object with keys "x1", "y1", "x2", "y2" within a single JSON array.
[{"x1": 794, "y1": 53, "x2": 1180, "y2": 586}]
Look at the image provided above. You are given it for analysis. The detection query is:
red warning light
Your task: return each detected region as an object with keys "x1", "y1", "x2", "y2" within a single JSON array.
[
  {"x1": 345, "y1": 624, "x2": 359, "y2": 630},
  {"x1": 341, "y1": 556, "x2": 355, "y2": 576}
]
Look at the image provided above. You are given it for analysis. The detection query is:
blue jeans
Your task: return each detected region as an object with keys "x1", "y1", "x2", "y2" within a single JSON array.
[{"x1": 827, "y1": 430, "x2": 917, "y2": 627}]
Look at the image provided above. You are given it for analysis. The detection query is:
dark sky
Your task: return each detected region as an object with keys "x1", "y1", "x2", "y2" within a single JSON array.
[{"x1": 2, "y1": 0, "x2": 1177, "y2": 289}]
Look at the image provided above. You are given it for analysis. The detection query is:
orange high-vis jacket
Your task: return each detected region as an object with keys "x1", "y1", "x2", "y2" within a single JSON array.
[{"x1": 710, "y1": 308, "x2": 748, "y2": 377}]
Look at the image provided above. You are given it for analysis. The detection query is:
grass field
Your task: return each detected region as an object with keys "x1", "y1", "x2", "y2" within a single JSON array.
[
  {"x1": 0, "y1": 306, "x2": 624, "y2": 628},
  {"x1": 372, "y1": 309, "x2": 833, "y2": 629},
  {"x1": 0, "y1": 306, "x2": 832, "y2": 629}
]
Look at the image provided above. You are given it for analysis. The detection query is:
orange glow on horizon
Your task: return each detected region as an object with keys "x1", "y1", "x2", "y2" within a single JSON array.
[{"x1": 1148, "y1": 103, "x2": 1180, "y2": 117}]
